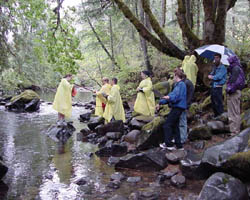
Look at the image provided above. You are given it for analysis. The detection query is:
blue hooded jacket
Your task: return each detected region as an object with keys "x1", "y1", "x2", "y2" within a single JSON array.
[{"x1": 159, "y1": 81, "x2": 187, "y2": 109}]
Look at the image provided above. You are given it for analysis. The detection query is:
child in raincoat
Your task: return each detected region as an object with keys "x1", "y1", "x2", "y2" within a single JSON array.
[
  {"x1": 181, "y1": 55, "x2": 198, "y2": 87},
  {"x1": 94, "y1": 77, "x2": 112, "y2": 117},
  {"x1": 53, "y1": 74, "x2": 74, "y2": 121},
  {"x1": 103, "y1": 78, "x2": 125, "y2": 123},
  {"x1": 134, "y1": 70, "x2": 155, "y2": 116}
]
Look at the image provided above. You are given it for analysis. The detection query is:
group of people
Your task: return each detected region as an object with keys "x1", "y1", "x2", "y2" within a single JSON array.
[{"x1": 52, "y1": 53, "x2": 245, "y2": 151}]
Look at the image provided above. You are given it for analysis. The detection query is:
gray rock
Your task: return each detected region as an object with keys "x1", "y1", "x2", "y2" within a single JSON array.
[
  {"x1": 87, "y1": 117, "x2": 104, "y2": 131},
  {"x1": 129, "y1": 118, "x2": 145, "y2": 130},
  {"x1": 124, "y1": 130, "x2": 141, "y2": 144},
  {"x1": 96, "y1": 120, "x2": 124, "y2": 135},
  {"x1": 95, "y1": 143, "x2": 127, "y2": 157},
  {"x1": 200, "y1": 128, "x2": 250, "y2": 179},
  {"x1": 106, "y1": 132, "x2": 123, "y2": 140},
  {"x1": 188, "y1": 125, "x2": 212, "y2": 141},
  {"x1": 180, "y1": 150, "x2": 206, "y2": 180},
  {"x1": 127, "y1": 176, "x2": 141, "y2": 183},
  {"x1": 163, "y1": 168, "x2": 179, "y2": 179},
  {"x1": 170, "y1": 175, "x2": 186, "y2": 188},
  {"x1": 107, "y1": 180, "x2": 120, "y2": 189},
  {"x1": 110, "y1": 172, "x2": 126, "y2": 182},
  {"x1": 75, "y1": 178, "x2": 87, "y2": 185},
  {"x1": 107, "y1": 156, "x2": 120, "y2": 165},
  {"x1": 165, "y1": 150, "x2": 187, "y2": 164},
  {"x1": 197, "y1": 172, "x2": 248, "y2": 200},
  {"x1": 207, "y1": 120, "x2": 229, "y2": 134},
  {"x1": 191, "y1": 141, "x2": 205, "y2": 150},
  {"x1": 129, "y1": 192, "x2": 140, "y2": 200},
  {"x1": 115, "y1": 148, "x2": 168, "y2": 171},
  {"x1": 136, "y1": 117, "x2": 165, "y2": 150},
  {"x1": 0, "y1": 161, "x2": 8, "y2": 180},
  {"x1": 108, "y1": 194, "x2": 128, "y2": 200},
  {"x1": 97, "y1": 136, "x2": 108, "y2": 148},
  {"x1": 79, "y1": 112, "x2": 91, "y2": 122}
]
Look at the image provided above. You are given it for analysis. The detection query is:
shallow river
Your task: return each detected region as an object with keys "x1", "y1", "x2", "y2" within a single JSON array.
[{"x1": 0, "y1": 91, "x2": 202, "y2": 200}]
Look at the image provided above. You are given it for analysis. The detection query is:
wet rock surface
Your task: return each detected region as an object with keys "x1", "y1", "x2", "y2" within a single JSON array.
[
  {"x1": 197, "y1": 172, "x2": 248, "y2": 200},
  {"x1": 87, "y1": 116, "x2": 104, "y2": 131},
  {"x1": 165, "y1": 150, "x2": 187, "y2": 164},
  {"x1": 124, "y1": 130, "x2": 141, "y2": 144},
  {"x1": 206, "y1": 120, "x2": 229, "y2": 134},
  {"x1": 127, "y1": 176, "x2": 141, "y2": 183},
  {"x1": 5, "y1": 90, "x2": 41, "y2": 112},
  {"x1": 45, "y1": 121, "x2": 76, "y2": 143},
  {"x1": 95, "y1": 143, "x2": 127, "y2": 157},
  {"x1": 110, "y1": 172, "x2": 126, "y2": 182},
  {"x1": 115, "y1": 148, "x2": 168, "y2": 171},
  {"x1": 188, "y1": 125, "x2": 212, "y2": 141},
  {"x1": 170, "y1": 175, "x2": 186, "y2": 188},
  {"x1": 96, "y1": 120, "x2": 124, "y2": 136},
  {"x1": 0, "y1": 160, "x2": 8, "y2": 180}
]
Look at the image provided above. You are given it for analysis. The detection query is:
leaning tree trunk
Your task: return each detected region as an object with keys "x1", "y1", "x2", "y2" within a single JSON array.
[{"x1": 161, "y1": 0, "x2": 166, "y2": 27}]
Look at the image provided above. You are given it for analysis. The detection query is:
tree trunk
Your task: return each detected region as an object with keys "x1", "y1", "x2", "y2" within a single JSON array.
[
  {"x1": 196, "y1": 0, "x2": 200, "y2": 37},
  {"x1": 161, "y1": 0, "x2": 166, "y2": 27},
  {"x1": 139, "y1": 0, "x2": 152, "y2": 73},
  {"x1": 186, "y1": 0, "x2": 193, "y2": 28},
  {"x1": 109, "y1": 15, "x2": 115, "y2": 70}
]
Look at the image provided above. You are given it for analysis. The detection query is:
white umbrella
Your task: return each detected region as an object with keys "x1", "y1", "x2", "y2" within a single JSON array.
[{"x1": 195, "y1": 44, "x2": 236, "y2": 65}]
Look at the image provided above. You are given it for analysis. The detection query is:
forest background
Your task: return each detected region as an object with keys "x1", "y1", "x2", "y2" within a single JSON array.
[{"x1": 0, "y1": 0, "x2": 249, "y2": 100}]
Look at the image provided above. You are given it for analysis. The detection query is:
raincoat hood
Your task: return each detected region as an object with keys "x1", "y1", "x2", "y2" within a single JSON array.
[
  {"x1": 227, "y1": 55, "x2": 241, "y2": 72},
  {"x1": 189, "y1": 55, "x2": 197, "y2": 63}
]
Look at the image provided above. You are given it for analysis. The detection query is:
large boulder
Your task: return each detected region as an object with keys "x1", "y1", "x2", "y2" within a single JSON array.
[
  {"x1": 136, "y1": 117, "x2": 165, "y2": 150},
  {"x1": 199, "y1": 127, "x2": 250, "y2": 180},
  {"x1": 180, "y1": 150, "x2": 207, "y2": 180},
  {"x1": 96, "y1": 120, "x2": 124, "y2": 136},
  {"x1": 0, "y1": 160, "x2": 8, "y2": 180},
  {"x1": 206, "y1": 120, "x2": 229, "y2": 134},
  {"x1": 115, "y1": 148, "x2": 168, "y2": 171},
  {"x1": 45, "y1": 121, "x2": 76, "y2": 143},
  {"x1": 188, "y1": 125, "x2": 212, "y2": 141},
  {"x1": 197, "y1": 172, "x2": 248, "y2": 200},
  {"x1": 153, "y1": 81, "x2": 171, "y2": 98},
  {"x1": 95, "y1": 143, "x2": 127, "y2": 157},
  {"x1": 5, "y1": 90, "x2": 40, "y2": 112},
  {"x1": 242, "y1": 108, "x2": 250, "y2": 129}
]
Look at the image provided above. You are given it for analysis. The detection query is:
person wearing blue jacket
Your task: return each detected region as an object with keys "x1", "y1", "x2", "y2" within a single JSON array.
[
  {"x1": 208, "y1": 53, "x2": 227, "y2": 117},
  {"x1": 158, "y1": 69, "x2": 187, "y2": 150}
]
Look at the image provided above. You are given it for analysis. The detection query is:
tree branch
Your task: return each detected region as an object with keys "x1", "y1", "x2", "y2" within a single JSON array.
[
  {"x1": 176, "y1": 0, "x2": 200, "y2": 50},
  {"x1": 112, "y1": 0, "x2": 185, "y2": 60}
]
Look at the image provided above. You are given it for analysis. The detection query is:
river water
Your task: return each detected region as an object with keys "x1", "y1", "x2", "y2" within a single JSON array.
[{"x1": 0, "y1": 91, "x2": 203, "y2": 200}]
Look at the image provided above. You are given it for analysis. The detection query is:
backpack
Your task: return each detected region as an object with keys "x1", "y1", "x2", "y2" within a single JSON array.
[{"x1": 226, "y1": 66, "x2": 245, "y2": 94}]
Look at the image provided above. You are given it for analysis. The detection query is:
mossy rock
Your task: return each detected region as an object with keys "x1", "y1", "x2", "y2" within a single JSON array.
[
  {"x1": 158, "y1": 104, "x2": 170, "y2": 117},
  {"x1": 241, "y1": 88, "x2": 250, "y2": 110},
  {"x1": 153, "y1": 81, "x2": 171, "y2": 98},
  {"x1": 200, "y1": 96, "x2": 211, "y2": 111},
  {"x1": 135, "y1": 115, "x2": 154, "y2": 123},
  {"x1": 226, "y1": 150, "x2": 250, "y2": 181},
  {"x1": 241, "y1": 109, "x2": 250, "y2": 129},
  {"x1": 136, "y1": 116, "x2": 165, "y2": 150},
  {"x1": 189, "y1": 103, "x2": 201, "y2": 116},
  {"x1": 10, "y1": 90, "x2": 40, "y2": 103},
  {"x1": 188, "y1": 125, "x2": 212, "y2": 141}
]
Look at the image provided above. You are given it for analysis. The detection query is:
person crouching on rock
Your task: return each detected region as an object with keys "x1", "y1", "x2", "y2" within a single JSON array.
[
  {"x1": 157, "y1": 69, "x2": 187, "y2": 151},
  {"x1": 103, "y1": 78, "x2": 125, "y2": 123},
  {"x1": 53, "y1": 74, "x2": 74, "y2": 123}
]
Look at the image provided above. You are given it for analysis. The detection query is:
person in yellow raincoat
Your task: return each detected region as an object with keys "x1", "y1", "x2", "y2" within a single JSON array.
[
  {"x1": 182, "y1": 55, "x2": 198, "y2": 87},
  {"x1": 94, "y1": 77, "x2": 112, "y2": 117},
  {"x1": 103, "y1": 78, "x2": 125, "y2": 123},
  {"x1": 52, "y1": 74, "x2": 74, "y2": 121},
  {"x1": 134, "y1": 70, "x2": 155, "y2": 116}
]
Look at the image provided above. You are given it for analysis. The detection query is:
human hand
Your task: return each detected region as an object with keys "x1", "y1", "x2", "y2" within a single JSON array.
[
  {"x1": 162, "y1": 96, "x2": 170, "y2": 100},
  {"x1": 208, "y1": 75, "x2": 213, "y2": 79}
]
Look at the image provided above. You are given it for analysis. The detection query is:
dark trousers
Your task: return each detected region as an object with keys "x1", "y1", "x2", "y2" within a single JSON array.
[
  {"x1": 211, "y1": 87, "x2": 224, "y2": 117},
  {"x1": 163, "y1": 107, "x2": 184, "y2": 148}
]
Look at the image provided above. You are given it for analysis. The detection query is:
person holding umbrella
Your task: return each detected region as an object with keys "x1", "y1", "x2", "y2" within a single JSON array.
[{"x1": 208, "y1": 53, "x2": 227, "y2": 118}]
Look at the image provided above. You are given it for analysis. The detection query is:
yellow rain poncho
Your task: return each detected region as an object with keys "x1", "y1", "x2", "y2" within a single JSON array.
[
  {"x1": 103, "y1": 85, "x2": 125, "y2": 123},
  {"x1": 94, "y1": 83, "x2": 112, "y2": 117},
  {"x1": 181, "y1": 55, "x2": 190, "y2": 69},
  {"x1": 134, "y1": 77, "x2": 155, "y2": 116},
  {"x1": 52, "y1": 78, "x2": 73, "y2": 118},
  {"x1": 182, "y1": 55, "x2": 198, "y2": 86}
]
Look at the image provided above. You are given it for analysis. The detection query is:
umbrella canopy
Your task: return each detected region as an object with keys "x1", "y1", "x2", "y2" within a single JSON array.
[{"x1": 195, "y1": 44, "x2": 236, "y2": 65}]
